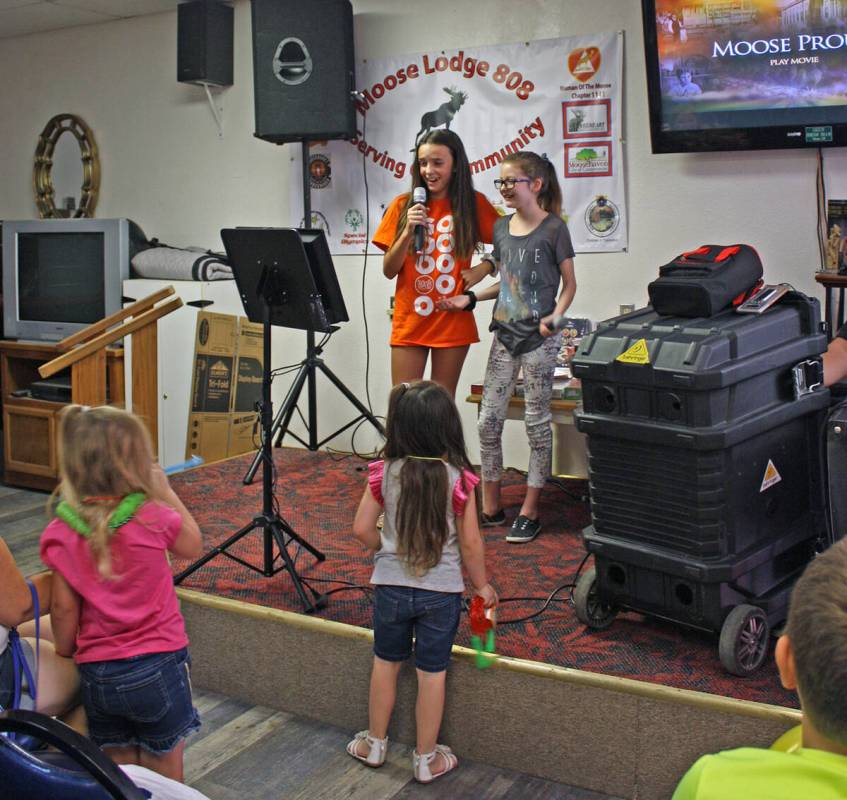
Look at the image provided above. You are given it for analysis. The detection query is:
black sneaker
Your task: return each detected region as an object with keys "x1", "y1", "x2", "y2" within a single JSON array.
[
  {"x1": 506, "y1": 515, "x2": 541, "y2": 543},
  {"x1": 481, "y1": 509, "x2": 506, "y2": 527}
]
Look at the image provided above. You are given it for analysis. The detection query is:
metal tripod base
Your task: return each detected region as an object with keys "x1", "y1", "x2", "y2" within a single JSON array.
[
  {"x1": 173, "y1": 513, "x2": 326, "y2": 614},
  {"x1": 243, "y1": 343, "x2": 385, "y2": 485}
]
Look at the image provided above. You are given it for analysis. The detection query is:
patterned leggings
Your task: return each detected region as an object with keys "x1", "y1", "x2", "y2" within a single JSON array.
[{"x1": 478, "y1": 334, "x2": 561, "y2": 489}]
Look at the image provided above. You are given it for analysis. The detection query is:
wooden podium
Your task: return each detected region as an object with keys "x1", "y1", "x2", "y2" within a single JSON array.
[{"x1": 1, "y1": 288, "x2": 182, "y2": 490}]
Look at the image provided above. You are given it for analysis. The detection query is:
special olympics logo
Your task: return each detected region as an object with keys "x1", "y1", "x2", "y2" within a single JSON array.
[
  {"x1": 585, "y1": 196, "x2": 620, "y2": 238},
  {"x1": 345, "y1": 208, "x2": 363, "y2": 231}
]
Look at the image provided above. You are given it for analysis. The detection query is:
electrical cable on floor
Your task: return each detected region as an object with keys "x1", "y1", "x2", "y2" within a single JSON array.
[{"x1": 291, "y1": 553, "x2": 594, "y2": 628}]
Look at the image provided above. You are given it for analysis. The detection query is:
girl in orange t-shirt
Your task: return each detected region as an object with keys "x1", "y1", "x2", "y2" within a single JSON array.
[{"x1": 372, "y1": 130, "x2": 500, "y2": 397}]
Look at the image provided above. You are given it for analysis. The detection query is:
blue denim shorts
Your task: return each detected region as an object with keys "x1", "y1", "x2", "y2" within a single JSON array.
[
  {"x1": 373, "y1": 586, "x2": 462, "y2": 673},
  {"x1": 78, "y1": 647, "x2": 200, "y2": 754}
]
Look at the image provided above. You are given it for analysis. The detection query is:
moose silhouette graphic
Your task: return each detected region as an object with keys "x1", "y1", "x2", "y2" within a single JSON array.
[
  {"x1": 568, "y1": 108, "x2": 585, "y2": 133},
  {"x1": 415, "y1": 86, "x2": 468, "y2": 147}
]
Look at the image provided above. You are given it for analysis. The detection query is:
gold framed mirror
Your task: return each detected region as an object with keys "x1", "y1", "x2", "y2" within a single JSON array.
[{"x1": 33, "y1": 114, "x2": 100, "y2": 218}]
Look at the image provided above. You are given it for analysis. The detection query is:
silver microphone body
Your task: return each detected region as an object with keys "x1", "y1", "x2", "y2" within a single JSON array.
[{"x1": 412, "y1": 187, "x2": 427, "y2": 253}]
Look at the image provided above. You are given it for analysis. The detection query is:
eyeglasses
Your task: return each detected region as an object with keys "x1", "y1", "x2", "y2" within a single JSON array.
[{"x1": 493, "y1": 178, "x2": 531, "y2": 191}]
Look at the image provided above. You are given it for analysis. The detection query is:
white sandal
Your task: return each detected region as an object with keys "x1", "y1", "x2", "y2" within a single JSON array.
[
  {"x1": 346, "y1": 730, "x2": 387, "y2": 767},
  {"x1": 413, "y1": 744, "x2": 458, "y2": 783}
]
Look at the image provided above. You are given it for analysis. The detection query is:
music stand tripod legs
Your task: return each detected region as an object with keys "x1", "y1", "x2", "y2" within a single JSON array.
[
  {"x1": 174, "y1": 315, "x2": 326, "y2": 614},
  {"x1": 242, "y1": 329, "x2": 385, "y2": 485}
]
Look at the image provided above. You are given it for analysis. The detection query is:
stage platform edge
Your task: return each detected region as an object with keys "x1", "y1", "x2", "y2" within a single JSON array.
[{"x1": 178, "y1": 588, "x2": 799, "y2": 800}]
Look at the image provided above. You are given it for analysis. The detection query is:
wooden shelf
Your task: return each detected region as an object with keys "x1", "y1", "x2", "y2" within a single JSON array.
[{"x1": 0, "y1": 341, "x2": 124, "y2": 490}]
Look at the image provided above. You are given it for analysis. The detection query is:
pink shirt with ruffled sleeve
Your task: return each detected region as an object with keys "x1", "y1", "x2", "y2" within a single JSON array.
[{"x1": 40, "y1": 500, "x2": 189, "y2": 664}]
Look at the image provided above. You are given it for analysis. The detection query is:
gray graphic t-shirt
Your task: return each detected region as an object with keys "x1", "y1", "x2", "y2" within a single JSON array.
[{"x1": 490, "y1": 213, "x2": 575, "y2": 355}]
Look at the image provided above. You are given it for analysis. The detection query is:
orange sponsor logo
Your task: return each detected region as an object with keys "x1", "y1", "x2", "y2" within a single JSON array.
[{"x1": 568, "y1": 47, "x2": 601, "y2": 83}]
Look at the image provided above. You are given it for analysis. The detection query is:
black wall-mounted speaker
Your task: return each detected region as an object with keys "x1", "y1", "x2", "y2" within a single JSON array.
[
  {"x1": 177, "y1": 0, "x2": 234, "y2": 87},
  {"x1": 251, "y1": 0, "x2": 356, "y2": 144}
]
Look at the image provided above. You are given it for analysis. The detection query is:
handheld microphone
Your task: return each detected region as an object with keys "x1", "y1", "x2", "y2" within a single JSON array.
[{"x1": 412, "y1": 186, "x2": 427, "y2": 253}]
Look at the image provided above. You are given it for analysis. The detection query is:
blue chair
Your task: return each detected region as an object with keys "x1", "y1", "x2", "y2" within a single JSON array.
[{"x1": 0, "y1": 709, "x2": 147, "y2": 799}]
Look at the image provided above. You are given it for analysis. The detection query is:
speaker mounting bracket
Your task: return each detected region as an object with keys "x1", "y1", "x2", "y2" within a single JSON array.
[{"x1": 201, "y1": 82, "x2": 225, "y2": 138}]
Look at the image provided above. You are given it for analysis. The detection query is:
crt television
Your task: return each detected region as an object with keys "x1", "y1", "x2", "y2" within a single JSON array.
[
  {"x1": 641, "y1": 0, "x2": 847, "y2": 153},
  {"x1": 2, "y1": 218, "x2": 131, "y2": 341}
]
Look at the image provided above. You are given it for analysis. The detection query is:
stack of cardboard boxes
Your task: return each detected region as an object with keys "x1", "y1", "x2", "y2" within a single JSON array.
[{"x1": 186, "y1": 311, "x2": 263, "y2": 463}]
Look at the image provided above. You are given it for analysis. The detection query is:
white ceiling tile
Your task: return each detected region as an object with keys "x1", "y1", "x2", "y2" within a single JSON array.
[
  {"x1": 0, "y1": 0, "x2": 39, "y2": 11},
  {"x1": 0, "y1": 5, "x2": 117, "y2": 39},
  {"x1": 56, "y1": 0, "x2": 178, "y2": 18}
]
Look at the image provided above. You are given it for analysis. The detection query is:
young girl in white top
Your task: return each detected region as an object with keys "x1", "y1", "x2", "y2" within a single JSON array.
[
  {"x1": 347, "y1": 380, "x2": 497, "y2": 783},
  {"x1": 440, "y1": 151, "x2": 576, "y2": 544}
]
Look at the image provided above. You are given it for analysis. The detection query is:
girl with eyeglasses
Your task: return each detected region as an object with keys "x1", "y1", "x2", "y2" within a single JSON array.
[
  {"x1": 438, "y1": 151, "x2": 576, "y2": 544},
  {"x1": 372, "y1": 130, "x2": 500, "y2": 397}
]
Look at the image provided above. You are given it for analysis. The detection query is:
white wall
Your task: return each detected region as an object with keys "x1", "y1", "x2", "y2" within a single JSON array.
[{"x1": 2, "y1": 0, "x2": 845, "y2": 464}]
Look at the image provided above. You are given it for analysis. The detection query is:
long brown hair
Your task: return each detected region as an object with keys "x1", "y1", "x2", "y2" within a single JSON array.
[
  {"x1": 55, "y1": 405, "x2": 156, "y2": 577},
  {"x1": 502, "y1": 151, "x2": 563, "y2": 217},
  {"x1": 382, "y1": 381, "x2": 475, "y2": 576},
  {"x1": 394, "y1": 129, "x2": 480, "y2": 259}
]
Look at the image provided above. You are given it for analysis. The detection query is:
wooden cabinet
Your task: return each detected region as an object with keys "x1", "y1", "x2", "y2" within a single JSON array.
[{"x1": 0, "y1": 340, "x2": 124, "y2": 490}]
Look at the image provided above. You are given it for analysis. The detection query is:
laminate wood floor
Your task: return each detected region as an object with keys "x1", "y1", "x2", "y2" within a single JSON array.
[{"x1": 1, "y1": 482, "x2": 621, "y2": 800}]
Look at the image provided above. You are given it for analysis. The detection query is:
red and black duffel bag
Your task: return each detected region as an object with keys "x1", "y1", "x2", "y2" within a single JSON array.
[{"x1": 647, "y1": 244, "x2": 763, "y2": 318}]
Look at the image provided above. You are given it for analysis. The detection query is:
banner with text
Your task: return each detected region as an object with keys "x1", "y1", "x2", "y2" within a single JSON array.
[{"x1": 292, "y1": 32, "x2": 626, "y2": 255}]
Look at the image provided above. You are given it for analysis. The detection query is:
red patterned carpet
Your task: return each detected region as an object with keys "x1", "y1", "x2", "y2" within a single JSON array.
[{"x1": 170, "y1": 448, "x2": 797, "y2": 709}]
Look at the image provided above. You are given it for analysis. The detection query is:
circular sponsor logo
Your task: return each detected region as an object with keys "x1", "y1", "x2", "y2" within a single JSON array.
[
  {"x1": 436, "y1": 274, "x2": 455, "y2": 294},
  {"x1": 414, "y1": 296, "x2": 435, "y2": 316},
  {"x1": 436, "y1": 215, "x2": 454, "y2": 232},
  {"x1": 436, "y1": 233, "x2": 454, "y2": 253},
  {"x1": 299, "y1": 210, "x2": 331, "y2": 235},
  {"x1": 415, "y1": 275, "x2": 435, "y2": 293},
  {"x1": 568, "y1": 46, "x2": 601, "y2": 83},
  {"x1": 309, "y1": 154, "x2": 331, "y2": 189},
  {"x1": 585, "y1": 195, "x2": 620, "y2": 238}
]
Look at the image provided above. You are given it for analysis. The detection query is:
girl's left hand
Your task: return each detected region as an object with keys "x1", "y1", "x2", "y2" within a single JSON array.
[{"x1": 437, "y1": 295, "x2": 470, "y2": 312}]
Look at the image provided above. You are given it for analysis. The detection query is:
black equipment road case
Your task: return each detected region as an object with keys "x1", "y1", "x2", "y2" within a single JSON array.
[{"x1": 571, "y1": 292, "x2": 830, "y2": 675}]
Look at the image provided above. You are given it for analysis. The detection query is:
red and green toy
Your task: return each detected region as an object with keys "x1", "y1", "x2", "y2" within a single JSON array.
[{"x1": 468, "y1": 595, "x2": 496, "y2": 669}]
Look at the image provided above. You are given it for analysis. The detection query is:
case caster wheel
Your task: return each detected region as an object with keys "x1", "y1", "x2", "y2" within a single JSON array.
[
  {"x1": 573, "y1": 565, "x2": 618, "y2": 630},
  {"x1": 719, "y1": 604, "x2": 770, "y2": 676}
]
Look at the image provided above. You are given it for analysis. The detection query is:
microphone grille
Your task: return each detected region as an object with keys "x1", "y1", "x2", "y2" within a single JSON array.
[{"x1": 413, "y1": 187, "x2": 427, "y2": 203}]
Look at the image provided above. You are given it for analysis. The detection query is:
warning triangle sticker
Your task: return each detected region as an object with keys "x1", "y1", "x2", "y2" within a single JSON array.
[
  {"x1": 616, "y1": 338, "x2": 650, "y2": 365},
  {"x1": 760, "y1": 459, "x2": 781, "y2": 492}
]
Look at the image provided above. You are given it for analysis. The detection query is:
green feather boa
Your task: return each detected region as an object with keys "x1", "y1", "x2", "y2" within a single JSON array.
[{"x1": 55, "y1": 492, "x2": 147, "y2": 538}]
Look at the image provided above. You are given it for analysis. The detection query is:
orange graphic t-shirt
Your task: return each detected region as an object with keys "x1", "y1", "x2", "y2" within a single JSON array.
[{"x1": 373, "y1": 191, "x2": 499, "y2": 348}]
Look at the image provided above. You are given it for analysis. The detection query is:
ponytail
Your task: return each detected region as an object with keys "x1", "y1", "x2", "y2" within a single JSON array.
[
  {"x1": 502, "y1": 151, "x2": 562, "y2": 217},
  {"x1": 537, "y1": 155, "x2": 562, "y2": 217}
]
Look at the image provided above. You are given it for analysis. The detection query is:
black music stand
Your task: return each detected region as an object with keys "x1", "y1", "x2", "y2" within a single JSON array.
[
  {"x1": 173, "y1": 228, "x2": 330, "y2": 613},
  {"x1": 239, "y1": 227, "x2": 385, "y2": 485}
]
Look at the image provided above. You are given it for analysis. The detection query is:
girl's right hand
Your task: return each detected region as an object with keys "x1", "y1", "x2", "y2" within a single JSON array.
[
  {"x1": 475, "y1": 583, "x2": 498, "y2": 609},
  {"x1": 405, "y1": 203, "x2": 429, "y2": 237}
]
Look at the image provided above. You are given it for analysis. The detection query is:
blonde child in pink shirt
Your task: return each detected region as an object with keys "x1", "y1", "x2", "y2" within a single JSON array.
[{"x1": 41, "y1": 405, "x2": 202, "y2": 783}]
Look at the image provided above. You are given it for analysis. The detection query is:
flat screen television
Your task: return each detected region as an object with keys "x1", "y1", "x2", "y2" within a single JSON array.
[
  {"x1": 641, "y1": 0, "x2": 847, "y2": 153},
  {"x1": 2, "y1": 218, "x2": 131, "y2": 341}
]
